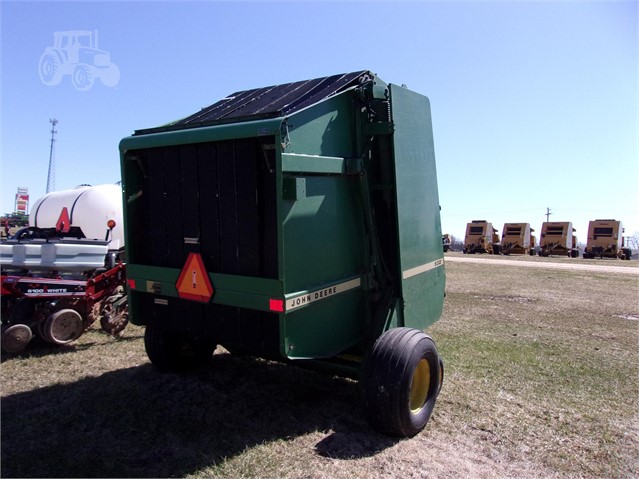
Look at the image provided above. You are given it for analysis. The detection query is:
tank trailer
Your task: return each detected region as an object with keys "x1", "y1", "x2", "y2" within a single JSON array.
[{"x1": 1, "y1": 184, "x2": 128, "y2": 353}]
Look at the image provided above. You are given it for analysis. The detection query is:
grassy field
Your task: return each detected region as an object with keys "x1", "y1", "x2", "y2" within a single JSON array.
[{"x1": 2, "y1": 258, "x2": 638, "y2": 478}]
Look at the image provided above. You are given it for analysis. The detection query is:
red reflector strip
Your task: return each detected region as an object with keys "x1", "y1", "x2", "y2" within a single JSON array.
[
  {"x1": 127, "y1": 279, "x2": 136, "y2": 290},
  {"x1": 269, "y1": 299, "x2": 284, "y2": 313}
]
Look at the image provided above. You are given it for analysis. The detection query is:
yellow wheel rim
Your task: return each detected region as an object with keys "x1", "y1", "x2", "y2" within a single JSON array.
[{"x1": 410, "y1": 358, "x2": 430, "y2": 413}]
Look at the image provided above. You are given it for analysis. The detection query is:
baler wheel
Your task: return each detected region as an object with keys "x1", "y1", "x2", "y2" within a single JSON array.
[
  {"x1": 144, "y1": 323, "x2": 215, "y2": 372},
  {"x1": 363, "y1": 327, "x2": 441, "y2": 437}
]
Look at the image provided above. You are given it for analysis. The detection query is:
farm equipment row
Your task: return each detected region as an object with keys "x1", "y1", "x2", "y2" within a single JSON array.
[{"x1": 459, "y1": 219, "x2": 632, "y2": 259}]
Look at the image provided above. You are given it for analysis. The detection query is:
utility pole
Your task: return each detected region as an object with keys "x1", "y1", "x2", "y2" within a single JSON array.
[
  {"x1": 46, "y1": 118, "x2": 58, "y2": 194},
  {"x1": 545, "y1": 207, "x2": 552, "y2": 222}
]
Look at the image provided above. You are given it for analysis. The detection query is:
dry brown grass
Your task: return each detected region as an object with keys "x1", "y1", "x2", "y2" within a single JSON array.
[{"x1": 2, "y1": 258, "x2": 638, "y2": 478}]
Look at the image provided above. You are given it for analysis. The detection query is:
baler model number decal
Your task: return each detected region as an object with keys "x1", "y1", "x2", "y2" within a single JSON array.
[
  {"x1": 286, "y1": 278, "x2": 361, "y2": 312},
  {"x1": 27, "y1": 288, "x2": 68, "y2": 294},
  {"x1": 402, "y1": 258, "x2": 445, "y2": 280},
  {"x1": 15, "y1": 280, "x2": 86, "y2": 297}
]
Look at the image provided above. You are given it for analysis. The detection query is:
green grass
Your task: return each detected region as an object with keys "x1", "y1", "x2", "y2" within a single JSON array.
[
  {"x1": 2, "y1": 260, "x2": 638, "y2": 478},
  {"x1": 431, "y1": 262, "x2": 638, "y2": 477}
]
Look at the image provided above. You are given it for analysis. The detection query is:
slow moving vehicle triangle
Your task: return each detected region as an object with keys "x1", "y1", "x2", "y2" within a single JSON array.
[{"x1": 175, "y1": 253, "x2": 214, "y2": 303}]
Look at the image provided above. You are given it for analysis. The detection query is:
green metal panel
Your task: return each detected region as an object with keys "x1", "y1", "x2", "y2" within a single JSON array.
[
  {"x1": 284, "y1": 91, "x2": 357, "y2": 158},
  {"x1": 119, "y1": 118, "x2": 283, "y2": 152},
  {"x1": 281, "y1": 153, "x2": 347, "y2": 174},
  {"x1": 126, "y1": 263, "x2": 283, "y2": 315},
  {"x1": 275, "y1": 91, "x2": 367, "y2": 358},
  {"x1": 277, "y1": 171, "x2": 367, "y2": 357},
  {"x1": 280, "y1": 175, "x2": 364, "y2": 291},
  {"x1": 388, "y1": 84, "x2": 445, "y2": 330},
  {"x1": 281, "y1": 276, "x2": 364, "y2": 359}
]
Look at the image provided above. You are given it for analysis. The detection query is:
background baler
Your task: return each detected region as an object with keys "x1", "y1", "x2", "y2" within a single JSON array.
[
  {"x1": 500, "y1": 222, "x2": 534, "y2": 255},
  {"x1": 120, "y1": 71, "x2": 446, "y2": 437},
  {"x1": 463, "y1": 220, "x2": 500, "y2": 254},
  {"x1": 539, "y1": 221, "x2": 579, "y2": 257},
  {"x1": 582, "y1": 219, "x2": 632, "y2": 260}
]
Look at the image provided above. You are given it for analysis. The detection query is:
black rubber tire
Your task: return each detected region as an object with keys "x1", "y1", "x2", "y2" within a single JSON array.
[
  {"x1": 144, "y1": 323, "x2": 215, "y2": 372},
  {"x1": 362, "y1": 327, "x2": 441, "y2": 437}
]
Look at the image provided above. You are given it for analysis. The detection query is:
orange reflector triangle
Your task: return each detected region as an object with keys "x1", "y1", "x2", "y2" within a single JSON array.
[
  {"x1": 175, "y1": 253, "x2": 214, "y2": 303},
  {"x1": 56, "y1": 207, "x2": 71, "y2": 233}
]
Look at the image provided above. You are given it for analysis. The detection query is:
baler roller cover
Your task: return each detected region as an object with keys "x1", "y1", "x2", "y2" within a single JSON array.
[{"x1": 136, "y1": 71, "x2": 374, "y2": 134}]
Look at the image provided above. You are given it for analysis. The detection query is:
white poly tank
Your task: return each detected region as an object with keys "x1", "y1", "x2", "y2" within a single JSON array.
[{"x1": 29, "y1": 184, "x2": 125, "y2": 249}]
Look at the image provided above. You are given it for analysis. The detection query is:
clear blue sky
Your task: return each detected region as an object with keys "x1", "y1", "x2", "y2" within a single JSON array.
[{"x1": 1, "y1": 0, "x2": 637, "y2": 241}]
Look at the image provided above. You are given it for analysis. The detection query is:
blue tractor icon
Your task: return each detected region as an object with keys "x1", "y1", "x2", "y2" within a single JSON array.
[{"x1": 39, "y1": 30, "x2": 120, "y2": 91}]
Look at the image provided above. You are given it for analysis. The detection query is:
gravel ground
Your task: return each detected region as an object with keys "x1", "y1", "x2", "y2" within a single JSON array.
[{"x1": 445, "y1": 255, "x2": 639, "y2": 275}]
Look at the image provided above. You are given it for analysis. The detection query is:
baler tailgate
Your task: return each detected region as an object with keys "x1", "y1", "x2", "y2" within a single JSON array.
[{"x1": 389, "y1": 84, "x2": 445, "y2": 329}]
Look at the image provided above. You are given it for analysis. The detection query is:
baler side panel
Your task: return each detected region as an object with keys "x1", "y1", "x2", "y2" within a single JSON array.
[
  {"x1": 280, "y1": 176, "x2": 366, "y2": 358},
  {"x1": 279, "y1": 92, "x2": 367, "y2": 358},
  {"x1": 389, "y1": 84, "x2": 445, "y2": 330},
  {"x1": 284, "y1": 93, "x2": 357, "y2": 158}
]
